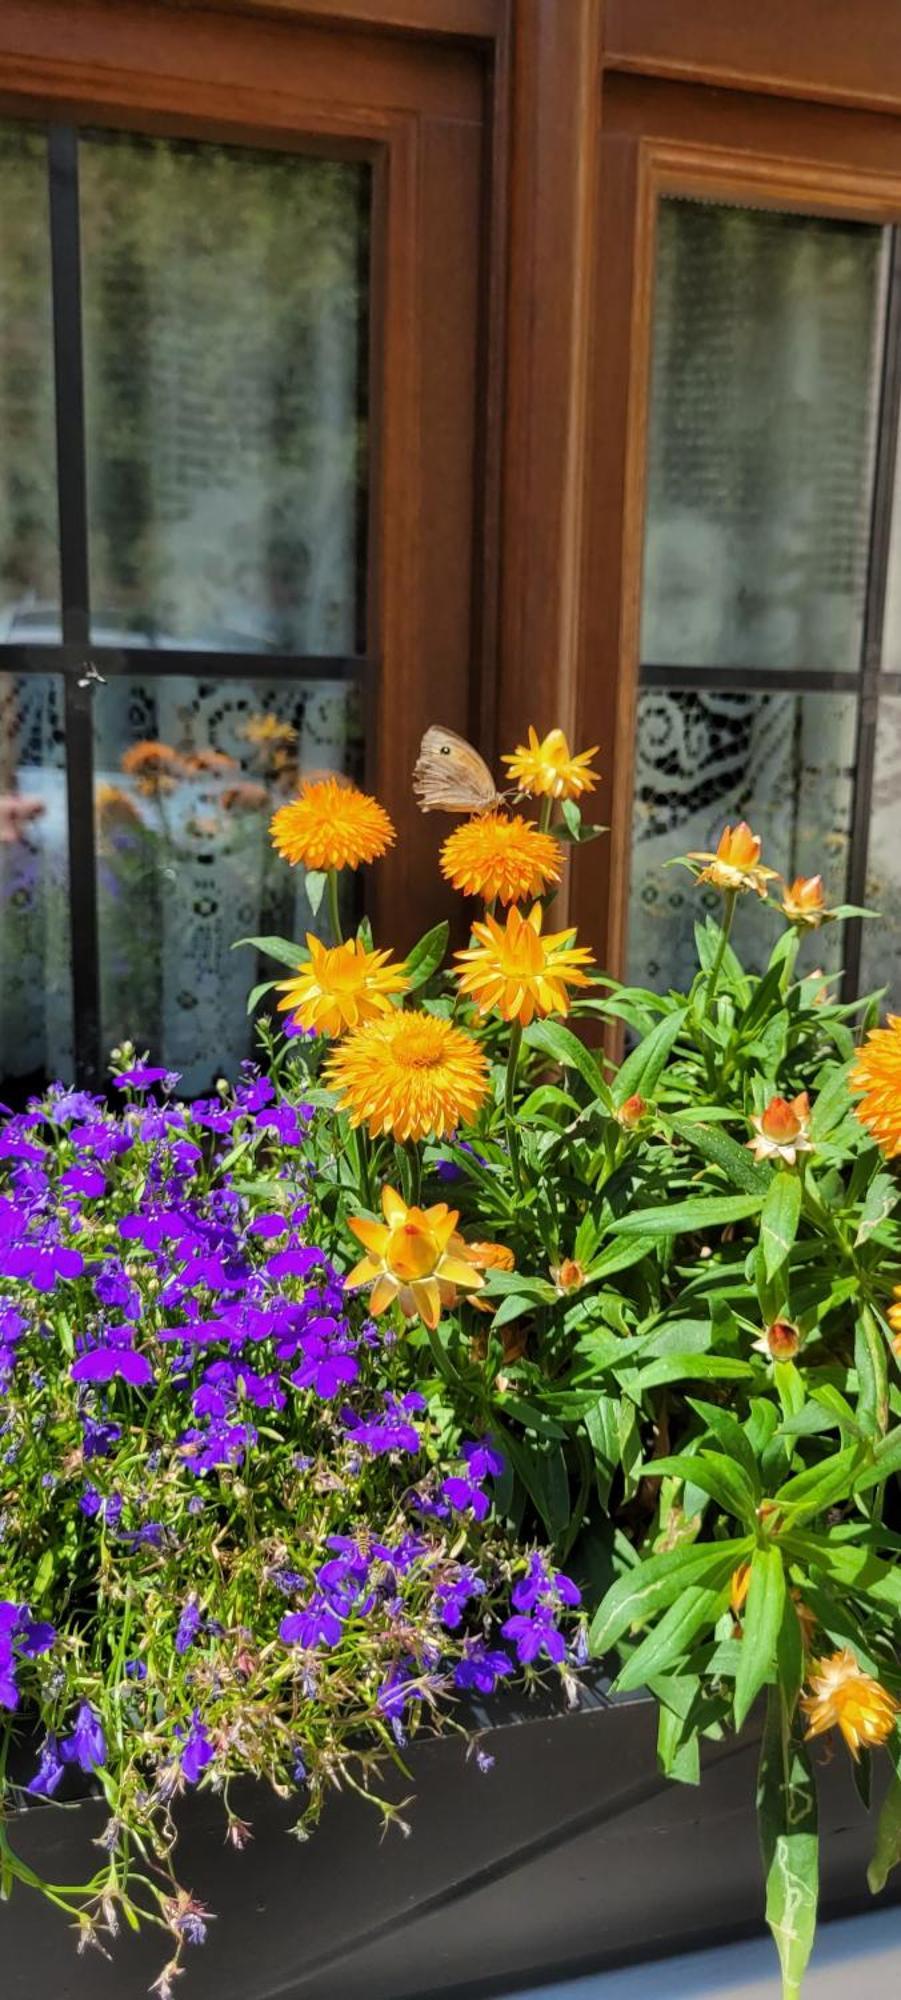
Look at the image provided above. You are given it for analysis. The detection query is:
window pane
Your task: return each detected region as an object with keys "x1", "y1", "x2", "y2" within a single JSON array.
[
  {"x1": 860, "y1": 695, "x2": 901, "y2": 998},
  {"x1": 80, "y1": 132, "x2": 368, "y2": 654},
  {"x1": 641, "y1": 200, "x2": 886, "y2": 672},
  {"x1": 0, "y1": 123, "x2": 60, "y2": 639},
  {"x1": 94, "y1": 676, "x2": 362, "y2": 1091},
  {"x1": 0, "y1": 675, "x2": 72, "y2": 1091},
  {"x1": 629, "y1": 688, "x2": 857, "y2": 991}
]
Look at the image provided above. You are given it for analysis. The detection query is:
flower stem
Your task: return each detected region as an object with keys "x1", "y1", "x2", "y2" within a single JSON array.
[
  {"x1": 353, "y1": 1126, "x2": 373, "y2": 1208},
  {"x1": 537, "y1": 797, "x2": 553, "y2": 834},
  {"x1": 326, "y1": 867, "x2": 343, "y2": 946},
  {"x1": 704, "y1": 890, "x2": 737, "y2": 1020},
  {"x1": 504, "y1": 1018, "x2": 524, "y2": 1191}
]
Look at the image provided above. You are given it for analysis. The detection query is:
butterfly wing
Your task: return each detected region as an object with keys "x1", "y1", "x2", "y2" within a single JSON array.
[{"x1": 413, "y1": 726, "x2": 501, "y2": 813}]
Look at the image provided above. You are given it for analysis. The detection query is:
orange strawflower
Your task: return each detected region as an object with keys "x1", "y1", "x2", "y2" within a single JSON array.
[
  {"x1": 242, "y1": 713, "x2": 297, "y2": 748},
  {"x1": 270, "y1": 778, "x2": 394, "y2": 873},
  {"x1": 121, "y1": 740, "x2": 185, "y2": 796},
  {"x1": 344, "y1": 1185, "x2": 485, "y2": 1331},
  {"x1": 221, "y1": 782, "x2": 269, "y2": 815},
  {"x1": 747, "y1": 1092, "x2": 813, "y2": 1165},
  {"x1": 324, "y1": 1009, "x2": 489, "y2": 1142},
  {"x1": 552, "y1": 1257, "x2": 586, "y2": 1294},
  {"x1": 781, "y1": 875, "x2": 829, "y2": 927},
  {"x1": 458, "y1": 1239, "x2": 516, "y2": 1314},
  {"x1": 454, "y1": 902, "x2": 594, "y2": 1026},
  {"x1": 502, "y1": 726, "x2": 599, "y2": 801},
  {"x1": 616, "y1": 1093, "x2": 647, "y2": 1129},
  {"x1": 752, "y1": 1319, "x2": 802, "y2": 1362},
  {"x1": 849, "y1": 1016, "x2": 901, "y2": 1158},
  {"x1": 801, "y1": 1649, "x2": 899, "y2": 1760},
  {"x1": 687, "y1": 821, "x2": 778, "y2": 899},
  {"x1": 440, "y1": 811, "x2": 562, "y2": 906},
  {"x1": 886, "y1": 1287, "x2": 901, "y2": 1353},
  {"x1": 276, "y1": 935, "x2": 408, "y2": 1039}
]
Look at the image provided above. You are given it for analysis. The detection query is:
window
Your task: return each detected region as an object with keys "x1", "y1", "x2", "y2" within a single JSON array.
[{"x1": 628, "y1": 193, "x2": 901, "y2": 999}]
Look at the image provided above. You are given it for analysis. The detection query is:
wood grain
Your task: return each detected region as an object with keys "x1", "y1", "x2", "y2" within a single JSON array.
[{"x1": 604, "y1": 0, "x2": 901, "y2": 117}]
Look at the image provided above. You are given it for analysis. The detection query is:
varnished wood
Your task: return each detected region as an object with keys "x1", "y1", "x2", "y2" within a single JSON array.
[
  {"x1": 604, "y1": 0, "x2": 901, "y2": 117},
  {"x1": 497, "y1": 0, "x2": 603, "y2": 921},
  {"x1": 178, "y1": 0, "x2": 505, "y2": 39}
]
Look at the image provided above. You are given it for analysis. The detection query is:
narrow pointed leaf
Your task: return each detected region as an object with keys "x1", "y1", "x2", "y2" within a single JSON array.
[
  {"x1": 761, "y1": 1173, "x2": 802, "y2": 1282},
  {"x1": 734, "y1": 1545, "x2": 785, "y2": 1729},
  {"x1": 757, "y1": 1689, "x2": 819, "y2": 2000}
]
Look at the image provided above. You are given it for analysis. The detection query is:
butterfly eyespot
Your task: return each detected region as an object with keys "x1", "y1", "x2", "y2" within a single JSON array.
[{"x1": 440, "y1": 746, "x2": 451, "y2": 757}]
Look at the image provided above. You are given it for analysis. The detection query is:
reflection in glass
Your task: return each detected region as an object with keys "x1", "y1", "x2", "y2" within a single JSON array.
[
  {"x1": 642, "y1": 200, "x2": 886, "y2": 672},
  {"x1": 0, "y1": 676, "x2": 72, "y2": 1088},
  {"x1": 0, "y1": 122, "x2": 59, "y2": 639},
  {"x1": 861, "y1": 697, "x2": 901, "y2": 998},
  {"x1": 628, "y1": 689, "x2": 857, "y2": 992},
  {"x1": 80, "y1": 132, "x2": 368, "y2": 654},
  {"x1": 95, "y1": 676, "x2": 363, "y2": 1090}
]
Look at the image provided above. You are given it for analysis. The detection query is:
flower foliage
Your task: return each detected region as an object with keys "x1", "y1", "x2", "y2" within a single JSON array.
[{"x1": 0, "y1": 1068, "x2": 580, "y2": 1977}]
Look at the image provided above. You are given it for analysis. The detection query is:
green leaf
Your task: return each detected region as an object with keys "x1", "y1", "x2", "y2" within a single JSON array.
[
  {"x1": 757, "y1": 1688, "x2": 819, "y2": 2000},
  {"x1": 761, "y1": 1173, "x2": 802, "y2": 1282},
  {"x1": 245, "y1": 978, "x2": 281, "y2": 1016},
  {"x1": 523, "y1": 1018, "x2": 610, "y2": 1104},
  {"x1": 855, "y1": 1306, "x2": 889, "y2": 1440},
  {"x1": 615, "y1": 1580, "x2": 729, "y2": 1690},
  {"x1": 583, "y1": 1394, "x2": 620, "y2": 1507},
  {"x1": 589, "y1": 1537, "x2": 751, "y2": 1656},
  {"x1": 869, "y1": 1768, "x2": 901, "y2": 1893},
  {"x1": 775, "y1": 1444, "x2": 862, "y2": 1521},
  {"x1": 734, "y1": 1545, "x2": 785, "y2": 1729},
  {"x1": 404, "y1": 921, "x2": 450, "y2": 991},
  {"x1": 612, "y1": 1006, "x2": 687, "y2": 1108},
  {"x1": 686, "y1": 1397, "x2": 761, "y2": 1493},
  {"x1": 854, "y1": 1424, "x2": 901, "y2": 1493},
  {"x1": 809, "y1": 1065, "x2": 852, "y2": 1140},
  {"x1": 656, "y1": 1698, "x2": 701, "y2": 1785},
  {"x1": 668, "y1": 1114, "x2": 770, "y2": 1195},
  {"x1": 855, "y1": 1171, "x2": 898, "y2": 1245},
  {"x1": 305, "y1": 870, "x2": 327, "y2": 917},
  {"x1": 607, "y1": 1193, "x2": 764, "y2": 1239},
  {"x1": 643, "y1": 1451, "x2": 758, "y2": 1524},
  {"x1": 232, "y1": 933, "x2": 305, "y2": 970},
  {"x1": 635, "y1": 1353, "x2": 754, "y2": 1391}
]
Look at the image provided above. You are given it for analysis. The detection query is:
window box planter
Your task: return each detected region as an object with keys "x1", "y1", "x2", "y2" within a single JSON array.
[{"x1": 7, "y1": 1685, "x2": 899, "y2": 2000}]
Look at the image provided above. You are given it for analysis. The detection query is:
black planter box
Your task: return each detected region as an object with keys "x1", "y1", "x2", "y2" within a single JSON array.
[{"x1": 6, "y1": 1687, "x2": 899, "y2": 2000}]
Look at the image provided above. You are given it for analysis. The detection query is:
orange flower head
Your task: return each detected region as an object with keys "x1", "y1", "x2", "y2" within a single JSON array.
[
  {"x1": 270, "y1": 777, "x2": 395, "y2": 873},
  {"x1": 849, "y1": 1015, "x2": 901, "y2": 1158},
  {"x1": 455, "y1": 902, "x2": 594, "y2": 1027},
  {"x1": 752, "y1": 1319, "x2": 802, "y2": 1362},
  {"x1": 183, "y1": 747, "x2": 238, "y2": 776},
  {"x1": 887, "y1": 1287, "x2": 901, "y2": 1351},
  {"x1": 221, "y1": 782, "x2": 270, "y2": 815},
  {"x1": 345, "y1": 1184, "x2": 485, "y2": 1331},
  {"x1": 242, "y1": 713, "x2": 297, "y2": 749},
  {"x1": 687, "y1": 821, "x2": 778, "y2": 899},
  {"x1": 616, "y1": 1093, "x2": 647, "y2": 1129},
  {"x1": 96, "y1": 783, "x2": 143, "y2": 830},
  {"x1": 501, "y1": 726, "x2": 600, "y2": 801},
  {"x1": 552, "y1": 1257, "x2": 586, "y2": 1294},
  {"x1": 121, "y1": 740, "x2": 186, "y2": 796},
  {"x1": 457, "y1": 1238, "x2": 516, "y2": 1314},
  {"x1": 730, "y1": 1562, "x2": 752, "y2": 1619},
  {"x1": 440, "y1": 811, "x2": 562, "y2": 906},
  {"x1": 781, "y1": 874, "x2": 828, "y2": 928},
  {"x1": 276, "y1": 934, "x2": 408, "y2": 1039},
  {"x1": 801, "y1": 1649, "x2": 899, "y2": 1760},
  {"x1": 323, "y1": 1009, "x2": 489, "y2": 1142},
  {"x1": 747, "y1": 1091, "x2": 813, "y2": 1165}
]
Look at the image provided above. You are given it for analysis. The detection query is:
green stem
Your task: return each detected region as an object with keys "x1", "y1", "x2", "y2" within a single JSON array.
[
  {"x1": 504, "y1": 1018, "x2": 524, "y2": 1192},
  {"x1": 537, "y1": 797, "x2": 553, "y2": 834},
  {"x1": 704, "y1": 889, "x2": 737, "y2": 1020},
  {"x1": 326, "y1": 867, "x2": 343, "y2": 946},
  {"x1": 353, "y1": 1126, "x2": 374, "y2": 1208}
]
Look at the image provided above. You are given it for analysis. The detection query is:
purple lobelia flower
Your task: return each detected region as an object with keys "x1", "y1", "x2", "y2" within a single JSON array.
[
  {"x1": 440, "y1": 1475, "x2": 490, "y2": 1522},
  {"x1": 27, "y1": 1732, "x2": 65, "y2": 1797},
  {"x1": 60, "y1": 1701, "x2": 106, "y2": 1771},
  {"x1": 453, "y1": 1639, "x2": 514, "y2": 1695},
  {"x1": 279, "y1": 1598, "x2": 343, "y2": 1649},
  {"x1": 461, "y1": 1435, "x2": 505, "y2": 1481},
  {"x1": 114, "y1": 1065, "x2": 176, "y2": 1090},
  {"x1": 71, "y1": 1347, "x2": 154, "y2": 1389},
  {"x1": 175, "y1": 1601, "x2": 203, "y2": 1656},
  {"x1": 179, "y1": 1711, "x2": 214, "y2": 1785}
]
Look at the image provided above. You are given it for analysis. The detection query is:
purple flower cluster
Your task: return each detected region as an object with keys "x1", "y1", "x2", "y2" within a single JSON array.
[
  {"x1": 0, "y1": 1600, "x2": 56, "y2": 1710},
  {"x1": 501, "y1": 1552, "x2": 582, "y2": 1665}
]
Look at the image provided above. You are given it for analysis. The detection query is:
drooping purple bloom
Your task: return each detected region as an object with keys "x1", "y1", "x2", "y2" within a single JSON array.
[
  {"x1": 461, "y1": 1435, "x2": 505, "y2": 1481},
  {"x1": 60, "y1": 1701, "x2": 106, "y2": 1771},
  {"x1": 440, "y1": 1475, "x2": 490, "y2": 1522},
  {"x1": 175, "y1": 1601, "x2": 202, "y2": 1656},
  {"x1": 180, "y1": 1711, "x2": 214, "y2": 1785},
  {"x1": 453, "y1": 1640, "x2": 514, "y2": 1695},
  {"x1": 27, "y1": 1733, "x2": 65, "y2": 1797}
]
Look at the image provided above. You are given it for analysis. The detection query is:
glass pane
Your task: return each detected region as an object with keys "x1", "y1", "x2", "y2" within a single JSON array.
[
  {"x1": 629, "y1": 688, "x2": 857, "y2": 991},
  {"x1": 860, "y1": 696, "x2": 901, "y2": 1000},
  {"x1": 94, "y1": 676, "x2": 363, "y2": 1091},
  {"x1": 0, "y1": 675, "x2": 73, "y2": 1092},
  {"x1": 80, "y1": 132, "x2": 368, "y2": 654},
  {"x1": 0, "y1": 123, "x2": 60, "y2": 639},
  {"x1": 641, "y1": 199, "x2": 886, "y2": 672}
]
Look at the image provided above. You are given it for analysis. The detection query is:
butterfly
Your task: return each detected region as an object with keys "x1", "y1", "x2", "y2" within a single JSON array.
[{"x1": 413, "y1": 726, "x2": 504, "y2": 814}]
